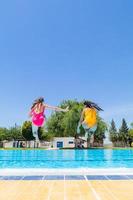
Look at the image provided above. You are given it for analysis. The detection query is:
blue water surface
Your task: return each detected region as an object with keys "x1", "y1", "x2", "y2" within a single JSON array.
[{"x1": 0, "y1": 149, "x2": 133, "y2": 168}]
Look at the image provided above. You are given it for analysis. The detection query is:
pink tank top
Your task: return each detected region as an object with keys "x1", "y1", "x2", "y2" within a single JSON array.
[{"x1": 31, "y1": 104, "x2": 45, "y2": 127}]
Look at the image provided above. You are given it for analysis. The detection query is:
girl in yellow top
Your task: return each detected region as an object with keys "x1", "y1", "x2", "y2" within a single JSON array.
[{"x1": 77, "y1": 101, "x2": 103, "y2": 140}]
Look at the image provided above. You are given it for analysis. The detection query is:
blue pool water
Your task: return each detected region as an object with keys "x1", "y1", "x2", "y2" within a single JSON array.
[{"x1": 0, "y1": 149, "x2": 133, "y2": 168}]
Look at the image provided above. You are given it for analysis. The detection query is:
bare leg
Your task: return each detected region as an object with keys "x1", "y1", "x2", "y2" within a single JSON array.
[
  {"x1": 32, "y1": 125, "x2": 39, "y2": 140},
  {"x1": 85, "y1": 130, "x2": 89, "y2": 140},
  {"x1": 77, "y1": 122, "x2": 81, "y2": 134},
  {"x1": 85, "y1": 130, "x2": 94, "y2": 148}
]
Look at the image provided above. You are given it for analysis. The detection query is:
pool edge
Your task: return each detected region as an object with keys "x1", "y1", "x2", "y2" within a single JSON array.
[{"x1": 1, "y1": 168, "x2": 133, "y2": 176}]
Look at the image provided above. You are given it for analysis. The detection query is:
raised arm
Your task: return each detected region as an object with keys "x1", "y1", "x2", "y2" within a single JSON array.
[{"x1": 44, "y1": 104, "x2": 69, "y2": 112}]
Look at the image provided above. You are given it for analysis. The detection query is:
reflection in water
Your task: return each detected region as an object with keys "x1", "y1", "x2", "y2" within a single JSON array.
[
  {"x1": 104, "y1": 149, "x2": 113, "y2": 160},
  {"x1": 104, "y1": 149, "x2": 113, "y2": 167}
]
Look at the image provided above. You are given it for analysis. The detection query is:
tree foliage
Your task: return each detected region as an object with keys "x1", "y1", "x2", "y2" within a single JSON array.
[
  {"x1": 0, "y1": 128, "x2": 9, "y2": 141},
  {"x1": 38, "y1": 127, "x2": 54, "y2": 141},
  {"x1": 110, "y1": 118, "x2": 131, "y2": 147},
  {"x1": 94, "y1": 116, "x2": 107, "y2": 143},
  {"x1": 109, "y1": 119, "x2": 118, "y2": 143},
  {"x1": 22, "y1": 121, "x2": 34, "y2": 141},
  {"x1": 128, "y1": 122, "x2": 133, "y2": 146},
  {"x1": 118, "y1": 118, "x2": 129, "y2": 144},
  {"x1": 128, "y1": 129, "x2": 133, "y2": 139},
  {"x1": 8, "y1": 126, "x2": 23, "y2": 140}
]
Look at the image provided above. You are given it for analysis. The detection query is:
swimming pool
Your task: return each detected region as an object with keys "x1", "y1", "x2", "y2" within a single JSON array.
[{"x1": 0, "y1": 149, "x2": 133, "y2": 168}]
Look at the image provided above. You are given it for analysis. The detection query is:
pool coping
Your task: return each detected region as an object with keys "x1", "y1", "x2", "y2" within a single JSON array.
[{"x1": 1, "y1": 168, "x2": 133, "y2": 176}]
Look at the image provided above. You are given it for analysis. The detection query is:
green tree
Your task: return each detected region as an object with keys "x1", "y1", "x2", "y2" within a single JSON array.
[
  {"x1": 128, "y1": 123, "x2": 133, "y2": 147},
  {"x1": 118, "y1": 118, "x2": 129, "y2": 146},
  {"x1": 46, "y1": 112, "x2": 65, "y2": 137},
  {"x1": 94, "y1": 116, "x2": 107, "y2": 144},
  {"x1": 61, "y1": 100, "x2": 84, "y2": 136},
  {"x1": 128, "y1": 129, "x2": 133, "y2": 138},
  {"x1": 109, "y1": 119, "x2": 118, "y2": 145},
  {"x1": 0, "y1": 128, "x2": 9, "y2": 141},
  {"x1": 38, "y1": 127, "x2": 54, "y2": 141},
  {"x1": 8, "y1": 126, "x2": 23, "y2": 140},
  {"x1": 22, "y1": 121, "x2": 34, "y2": 141}
]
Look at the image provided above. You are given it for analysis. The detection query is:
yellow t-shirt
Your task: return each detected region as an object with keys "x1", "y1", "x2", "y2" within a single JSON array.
[{"x1": 84, "y1": 108, "x2": 97, "y2": 128}]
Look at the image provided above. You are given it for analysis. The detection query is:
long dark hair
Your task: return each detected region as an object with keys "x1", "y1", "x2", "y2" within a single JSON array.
[
  {"x1": 31, "y1": 97, "x2": 44, "y2": 109},
  {"x1": 83, "y1": 100, "x2": 103, "y2": 111}
]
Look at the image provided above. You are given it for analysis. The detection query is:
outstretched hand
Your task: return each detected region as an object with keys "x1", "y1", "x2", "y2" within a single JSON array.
[{"x1": 64, "y1": 106, "x2": 69, "y2": 112}]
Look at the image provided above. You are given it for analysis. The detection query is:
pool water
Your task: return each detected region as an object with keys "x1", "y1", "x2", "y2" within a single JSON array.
[{"x1": 0, "y1": 149, "x2": 133, "y2": 168}]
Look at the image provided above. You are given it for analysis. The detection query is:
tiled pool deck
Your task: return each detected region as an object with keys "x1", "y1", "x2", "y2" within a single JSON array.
[{"x1": 0, "y1": 174, "x2": 133, "y2": 200}]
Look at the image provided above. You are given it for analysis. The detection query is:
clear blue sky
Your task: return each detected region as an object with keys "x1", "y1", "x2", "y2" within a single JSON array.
[{"x1": 0, "y1": 0, "x2": 133, "y2": 128}]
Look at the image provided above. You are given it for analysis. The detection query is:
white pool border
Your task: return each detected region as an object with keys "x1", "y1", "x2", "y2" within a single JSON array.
[{"x1": 1, "y1": 168, "x2": 133, "y2": 176}]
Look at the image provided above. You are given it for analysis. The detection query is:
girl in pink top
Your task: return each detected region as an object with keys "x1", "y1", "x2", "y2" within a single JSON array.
[{"x1": 29, "y1": 97, "x2": 68, "y2": 141}]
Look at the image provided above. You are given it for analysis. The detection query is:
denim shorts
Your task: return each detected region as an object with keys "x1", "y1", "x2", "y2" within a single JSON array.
[{"x1": 82, "y1": 123, "x2": 97, "y2": 132}]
